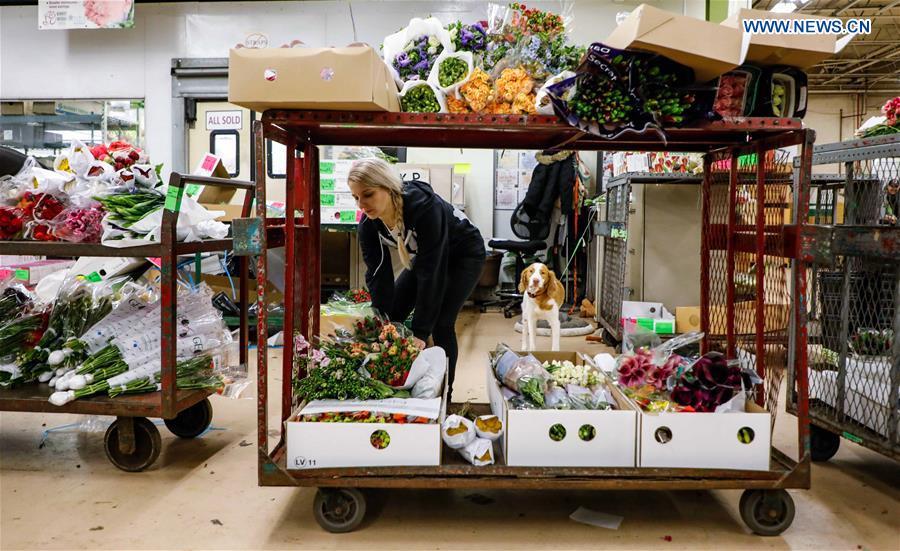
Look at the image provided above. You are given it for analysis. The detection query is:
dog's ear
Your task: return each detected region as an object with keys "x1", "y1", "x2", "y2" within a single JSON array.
[
  {"x1": 519, "y1": 266, "x2": 531, "y2": 293},
  {"x1": 548, "y1": 268, "x2": 565, "y2": 301}
]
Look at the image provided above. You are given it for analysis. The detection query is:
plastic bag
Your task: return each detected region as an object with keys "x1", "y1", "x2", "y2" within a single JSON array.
[
  {"x1": 536, "y1": 70, "x2": 576, "y2": 114},
  {"x1": 399, "y1": 81, "x2": 447, "y2": 114},
  {"x1": 99, "y1": 191, "x2": 227, "y2": 248},
  {"x1": 459, "y1": 437, "x2": 495, "y2": 466},
  {"x1": 484, "y1": 1, "x2": 575, "y2": 73},
  {"x1": 48, "y1": 206, "x2": 105, "y2": 243},
  {"x1": 409, "y1": 346, "x2": 447, "y2": 398},
  {"x1": 320, "y1": 293, "x2": 375, "y2": 337},
  {"x1": 383, "y1": 17, "x2": 454, "y2": 88},
  {"x1": 428, "y1": 50, "x2": 474, "y2": 97},
  {"x1": 441, "y1": 414, "x2": 476, "y2": 449},
  {"x1": 544, "y1": 385, "x2": 571, "y2": 409}
]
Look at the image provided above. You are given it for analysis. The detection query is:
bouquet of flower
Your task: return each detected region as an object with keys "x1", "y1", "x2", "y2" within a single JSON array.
[
  {"x1": 459, "y1": 68, "x2": 495, "y2": 112},
  {"x1": 50, "y1": 206, "x2": 105, "y2": 243},
  {"x1": 293, "y1": 334, "x2": 398, "y2": 402},
  {"x1": 399, "y1": 81, "x2": 445, "y2": 113},
  {"x1": 861, "y1": 96, "x2": 900, "y2": 137},
  {"x1": 0, "y1": 207, "x2": 25, "y2": 240},
  {"x1": 358, "y1": 322, "x2": 420, "y2": 387},
  {"x1": 383, "y1": 17, "x2": 453, "y2": 87},
  {"x1": 394, "y1": 35, "x2": 445, "y2": 82},
  {"x1": 95, "y1": 190, "x2": 164, "y2": 228},
  {"x1": 342, "y1": 288, "x2": 371, "y2": 304},
  {"x1": 449, "y1": 20, "x2": 488, "y2": 55},
  {"x1": 849, "y1": 328, "x2": 894, "y2": 357}
]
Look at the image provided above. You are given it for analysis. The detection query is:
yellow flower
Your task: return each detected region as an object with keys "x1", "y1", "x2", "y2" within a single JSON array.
[{"x1": 460, "y1": 68, "x2": 494, "y2": 113}]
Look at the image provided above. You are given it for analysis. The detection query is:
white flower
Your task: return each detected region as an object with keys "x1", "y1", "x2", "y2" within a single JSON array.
[
  {"x1": 428, "y1": 46, "x2": 437, "y2": 55},
  {"x1": 428, "y1": 36, "x2": 439, "y2": 47}
]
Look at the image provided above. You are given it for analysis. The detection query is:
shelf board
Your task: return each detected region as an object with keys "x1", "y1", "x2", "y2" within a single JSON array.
[
  {"x1": 0, "y1": 384, "x2": 212, "y2": 418},
  {"x1": 261, "y1": 111, "x2": 804, "y2": 152},
  {"x1": 0, "y1": 239, "x2": 236, "y2": 257}
]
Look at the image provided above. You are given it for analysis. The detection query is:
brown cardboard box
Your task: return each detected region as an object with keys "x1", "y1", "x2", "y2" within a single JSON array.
[
  {"x1": 202, "y1": 203, "x2": 246, "y2": 222},
  {"x1": 229, "y1": 46, "x2": 400, "y2": 112},
  {"x1": 604, "y1": 4, "x2": 748, "y2": 82},
  {"x1": 202, "y1": 274, "x2": 283, "y2": 304},
  {"x1": 191, "y1": 153, "x2": 247, "y2": 222},
  {"x1": 395, "y1": 163, "x2": 455, "y2": 204},
  {"x1": 722, "y1": 9, "x2": 853, "y2": 69},
  {"x1": 1, "y1": 102, "x2": 24, "y2": 115},
  {"x1": 676, "y1": 306, "x2": 701, "y2": 334}
]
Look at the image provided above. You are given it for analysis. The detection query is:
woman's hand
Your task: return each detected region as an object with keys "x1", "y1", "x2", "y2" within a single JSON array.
[{"x1": 413, "y1": 337, "x2": 427, "y2": 350}]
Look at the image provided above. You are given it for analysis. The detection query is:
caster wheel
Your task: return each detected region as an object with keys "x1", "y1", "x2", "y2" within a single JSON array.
[
  {"x1": 503, "y1": 310, "x2": 514, "y2": 319},
  {"x1": 739, "y1": 489, "x2": 795, "y2": 536},
  {"x1": 104, "y1": 417, "x2": 162, "y2": 472},
  {"x1": 810, "y1": 424, "x2": 840, "y2": 462},
  {"x1": 313, "y1": 488, "x2": 366, "y2": 533},
  {"x1": 165, "y1": 398, "x2": 213, "y2": 439}
]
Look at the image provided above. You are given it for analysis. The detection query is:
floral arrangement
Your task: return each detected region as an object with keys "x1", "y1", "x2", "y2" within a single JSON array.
[
  {"x1": 459, "y1": 68, "x2": 495, "y2": 112},
  {"x1": 351, "y1": 317, "x2": 419, "y2": 387},
  {"x1": 861, "y1": 96, "x2": 900, "y2": 137},
  {"x1": 438, "y1": 56, "x2": 470, "y2": 88},
  {"x1": 393, "y1": 35, "x2": 445, "y2": 82},
  {"x1": 714, "y1": 72, "x2": 749, "y2": 117},
  {"x1": 849, "y1": 328, "x2": 894, "y2": 357},
  {"x1": 448, "y1": 20, "x2": 488, "y2": 55},
  {"x1": 400, "y1": 83, "x2": 442, "y2": 112}
]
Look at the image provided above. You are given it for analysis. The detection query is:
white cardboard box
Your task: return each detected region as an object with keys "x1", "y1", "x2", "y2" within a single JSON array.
[
  {"x1": 286, "y1": 388, "x2": 447, "y2": 470},
  {"x1": 636, "y1": 401, "x2": 771, "y2": 471},
  {"x1": 488, "y1": 352, "x2": 638, "y2": 467}
]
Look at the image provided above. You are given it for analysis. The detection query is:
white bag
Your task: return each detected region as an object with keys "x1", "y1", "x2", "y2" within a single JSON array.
[
  {"x1": 441, "y1": 414, "x2": 476, "y2": 449},
  {"x1": 459, "y1": 437, "x2": 495, "y2": 466},
  {"x1": 382, "y1": 17, "x2": 454, "y2": 88},
  {"x1": 474, "y1": 414, "x2": 504, "y2": 441},
  {"x1": 428, "y1": 51, "x2": 474, "y2": 98},
  {"x1": 408, "y1": 346, "x2": 447, "y2": 398},
  {"x1": 398, "y1": 81, "x2": 448, "y2": 114}
]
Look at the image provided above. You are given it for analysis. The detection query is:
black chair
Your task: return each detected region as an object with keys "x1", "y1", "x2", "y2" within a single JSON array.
[{"x1": 488, "y1": 203, "x2": 550, "y2": 318}]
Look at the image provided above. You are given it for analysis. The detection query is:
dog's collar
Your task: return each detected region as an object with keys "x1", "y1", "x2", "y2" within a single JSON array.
[{"x1": 527, "y1": 290, "x2": 540, "y2": 298}]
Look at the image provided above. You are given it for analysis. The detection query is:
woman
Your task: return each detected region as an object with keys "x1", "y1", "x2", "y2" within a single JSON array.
[{"x1": 349, "y1": 158, "x2": 485, "y2": 402}]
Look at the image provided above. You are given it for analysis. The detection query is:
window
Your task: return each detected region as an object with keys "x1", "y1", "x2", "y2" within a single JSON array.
[
  {"x1": 210, "y1": 130, "x2": 240, "y2": 177},
  {"x1": 0, "y1": 99, "x2": 145, "y2": 166}
]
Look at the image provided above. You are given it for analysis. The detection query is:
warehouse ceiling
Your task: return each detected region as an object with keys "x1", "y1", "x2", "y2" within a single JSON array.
[{"x1": 753, "y1": 0, "x2": 900, "y2": 93}]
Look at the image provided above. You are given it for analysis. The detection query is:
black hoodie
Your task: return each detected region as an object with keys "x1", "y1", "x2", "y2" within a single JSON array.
[{"x1": 358, "y1": 180, "x2": 484, "y2": 340}]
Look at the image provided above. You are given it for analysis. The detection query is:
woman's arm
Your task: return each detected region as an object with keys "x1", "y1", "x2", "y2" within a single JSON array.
[
  {"x1": 408, "y1": 200, "x2": 449, "y2": 341},
  {"x1": 358, "y1": 219, "x2": 394, "y2": 316}
]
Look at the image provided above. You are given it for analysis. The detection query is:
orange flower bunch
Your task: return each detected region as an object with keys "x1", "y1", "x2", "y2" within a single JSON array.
[{"x1": 460, "y1": 68, "x2": 495, "y2": 112}]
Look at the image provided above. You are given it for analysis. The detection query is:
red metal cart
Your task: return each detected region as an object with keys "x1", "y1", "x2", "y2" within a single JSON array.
[
  {"x1": 0, "y1": 174, "x2": 253, "y2": 471},
  {"x1": 252, "y1": 112, "x2": 814, "y2": 535}
]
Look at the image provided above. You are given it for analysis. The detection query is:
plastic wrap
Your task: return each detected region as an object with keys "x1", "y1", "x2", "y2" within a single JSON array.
[
  {"x1": 474, "y1": 414, "x2": 503, "y2": 441},
  {"x1": 428, "y1": 50, "x2": 474, "y2": 97}
]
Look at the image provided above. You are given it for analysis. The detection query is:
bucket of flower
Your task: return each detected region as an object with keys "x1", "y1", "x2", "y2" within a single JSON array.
[
  {"x1": 485, "y1": 344, "x2": 638, "y2": 467},
  {"x1": 614, "y1": 331, "x2": 772, "y2": 471},
  {"x1": 286, "y1": 316, "x2": 448, "y2": 470}
]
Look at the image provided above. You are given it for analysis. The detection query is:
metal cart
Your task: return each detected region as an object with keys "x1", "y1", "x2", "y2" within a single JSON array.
[
  {"x1": 252, "y1": 112, "x2": 814, "y2": 535},
  {"x1": 595, "y1": 172, "x2": 702, "y2": 346},
  {"x1": 790, "y1": 134, "x2": 900, "y2": 462},
  {"x1": 0, "y1": 173, "x2": 253, "y2": 471}
]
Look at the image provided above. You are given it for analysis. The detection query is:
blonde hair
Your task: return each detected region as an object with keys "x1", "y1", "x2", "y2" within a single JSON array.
[{"x1": 348, "y1": 158, "x2": 412, "y2": 269}]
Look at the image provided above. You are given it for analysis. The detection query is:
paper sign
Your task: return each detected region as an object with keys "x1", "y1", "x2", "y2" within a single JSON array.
[
  {"x1": 320, "y1": 161, "x2": 335, "y2": 174},
  {"x1": 164, "y1": 185, "x2": 183, "y2": 212},
  {"x1": 453, "y1": 163, "x2": 471, "y2": 175},
  {"x1": 339, "y1": 210, "x2": 357, "y2": 223},
  {"x1": 39, "y1": 0, "x2": 135, "y2": 30},
  {"x1": 205, "y1": 110, "x2": 242, "y2": 131},
  {"x1": 321, "y1": 194, "x2": 336, "y2": 207},
  {"x1": 184, "y1": 184, "x2": 202, "y2": 197},
  {"x1": 147, "y1": 257, "x2": 162, "y2": 268},
  {"x1": 84, "y1": 272, "x2": 102, "y2": 282},
  {"x1": 320, "y1": 178, "x2": 335, "y2": 191},
  {"x1": 14, "y1": 269, "x2": 29, "y2": 281}
]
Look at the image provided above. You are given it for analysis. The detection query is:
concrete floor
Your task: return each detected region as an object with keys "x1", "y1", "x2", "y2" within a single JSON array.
[{"x1": 1, "y1": 310, "x2": 898, "y2": 550}]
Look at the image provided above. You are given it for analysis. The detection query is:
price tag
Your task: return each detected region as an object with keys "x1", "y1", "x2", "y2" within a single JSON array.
[
  {"x1": 164, "y1": 185, "x2": 183, "y2": 212},
  {"x1": 85, "y1": 272, "x2": 103, "y2": 282},
  {"x1": 339, "y1": 210, "x2": 356, "y2": 223},
  {"x1": 610, "y1": 228, "x2": 628, "y2": 240},
  {"x1": 321, "y1": 194, "x2": 336, "y2": 207},
  {"x1": 14, "y1": 268, "x2": 29, "y2": 281},
  {"x1": 320, "y1": 178, "x2": 335, "y2": 191},
  {"x1": 320, "y1": 161, "x2": 335, "y2": 175},
  {"x1": 185, "y1": 184, "x2": 202, "y2": 197}
]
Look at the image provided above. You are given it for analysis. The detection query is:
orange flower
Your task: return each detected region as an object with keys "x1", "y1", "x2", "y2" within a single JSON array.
[
  {"x1": 460, "y1": 68, "x2": 494, "y2": 112},
  {"x1": 511, "y1": 92, "x2": 537, "y2": 115},
  {"x1": 446, "y1": 95, "x2": 471, "y2": 113}
]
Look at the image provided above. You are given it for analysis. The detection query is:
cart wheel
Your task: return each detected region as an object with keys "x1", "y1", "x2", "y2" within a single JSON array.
[
  {"x1": 313, "y1": 488, "x2": 366, "y2": 533},
  {"x1": 739, "y1": 489, "x2": 795, "y2": 536},
  {"x1": 164, "y1": 398, "x2": 213, "y2": 439},
  {"x1": 810, "y1": 424, "x2": 840, "y2": 462},
  {"x1": 104, "y1": 417, "x2": 161, "y2": 472}
]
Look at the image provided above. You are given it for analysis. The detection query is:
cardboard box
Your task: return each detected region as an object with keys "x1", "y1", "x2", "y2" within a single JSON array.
[
  {"x1": 229, "y1": 46, "x2": 401, "y2": 112},
  {"x1": 676, "y1": 306, "x2": 701, "y2": 334},
  {"x1": 488, "y1": 352, "x2": 638, "y2": 467},
  {"x1": 722, "y1": 9, "x2": 854, "y2": 70},
  {"x1": 708, "y1": 301, "x2": 790, "y2": 335},
  {"x1": 396, "y1": 163, "x2": 455, "y2": 204},
  {"x1": 190, "y1": 153, "x2": 248, "y2": 222},
  {"x1": 11, "y1": 259, "x2": 75, "y2": 286},
  {"x1": 605, "y1": 4, "x2": 749, "y2": 82},
  {"x1": 287, "y1": 382, "x2": 447, "y2": 469},
  {"x1": 636, "y1": 400, "x2": 772, "y2": 470}
]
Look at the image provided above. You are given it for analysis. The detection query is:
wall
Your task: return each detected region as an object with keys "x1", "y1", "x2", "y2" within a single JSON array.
[{"x1": 0, "y1": 0, "x2": 684, "y2": 240}]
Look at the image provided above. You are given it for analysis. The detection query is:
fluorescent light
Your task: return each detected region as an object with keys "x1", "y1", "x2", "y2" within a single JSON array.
[{"x1": 771, "y1": 1, "x2": 798, "y2": 13}]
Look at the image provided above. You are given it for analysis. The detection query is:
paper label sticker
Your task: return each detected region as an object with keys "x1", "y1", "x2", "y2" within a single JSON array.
[
  {"x1": 339, "y1": 210, "x2": 356, "y2": 223},
  {"x1": 320, "y1": 161, "x2": 334, "y2": 174},
  {"x1": 320, "y1": 178, "x2": 335, "y2": 191},
  {"x1": 147, "y1": 257, "x2": 162, "y2": 268},
  {"x1": 184, "y1": 183, "x2": 202, "y2": 197},
  {"x1": 321, "y1": 194, "x2": 336, "y2": 207},
  {"x1": 264, "y1": 68, "x2": 277, "y2": 81},
  {"x1": 320, "y1": 67, "x2": 335, "y2": 81},
  {"x1": 454, "y1": 163, "x2": 471, "y2": 175},
  {"x1": 85, "y1": 272, "x2": 103, "y2": 283},
  {"x1": 164, "y1": 186, "x2": 183, "y2": 212},
  {"x1": 14, "y1": 268, "x2": 29, "y2": 281}
]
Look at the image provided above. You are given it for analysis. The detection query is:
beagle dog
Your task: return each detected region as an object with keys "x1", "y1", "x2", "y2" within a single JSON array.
[{"x1": 519, "y1": 262, "x2": 565, "y2": 351}]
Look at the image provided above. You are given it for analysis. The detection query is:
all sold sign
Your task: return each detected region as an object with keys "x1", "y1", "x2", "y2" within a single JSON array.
[{"x1": 205, "y1": 110, "x2": 243, "y2": 131}]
